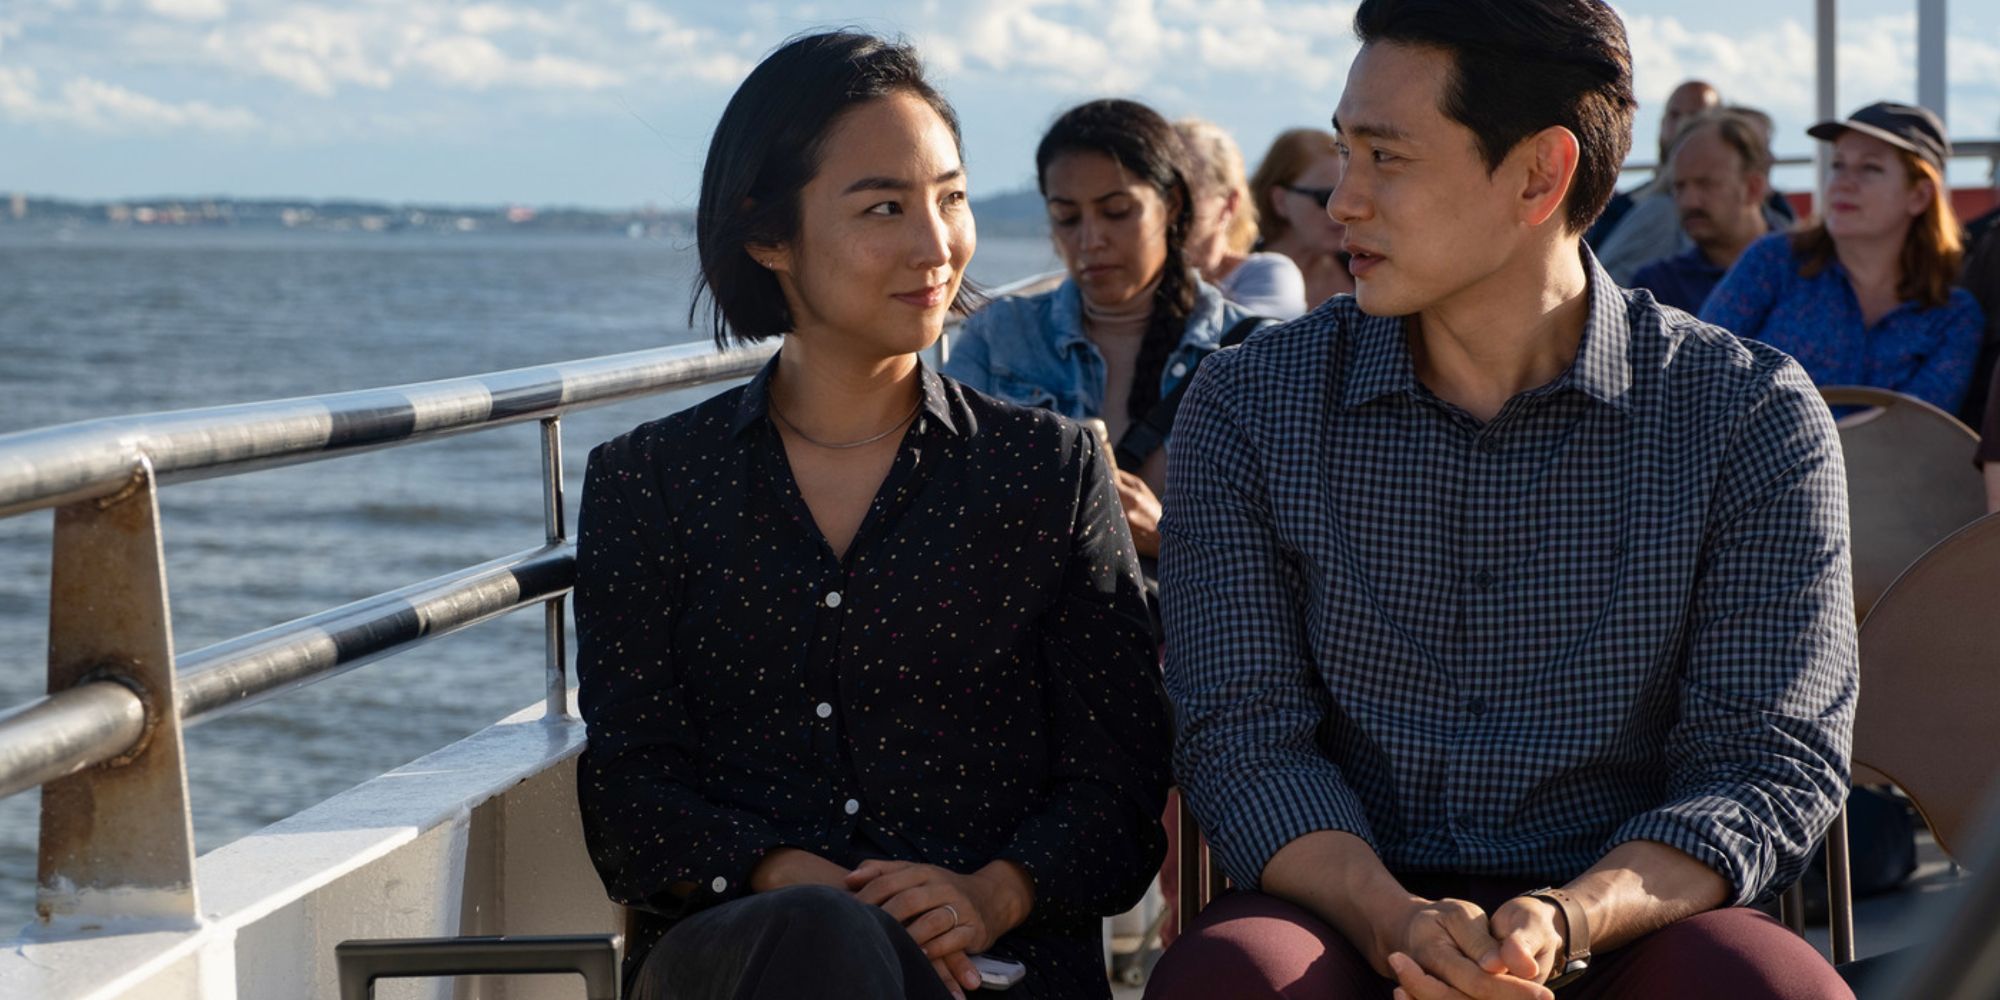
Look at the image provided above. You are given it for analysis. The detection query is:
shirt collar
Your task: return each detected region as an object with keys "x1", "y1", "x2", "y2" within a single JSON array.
[
  {"x1": 729, "y1": 350, "x2": 961, "y2": 439},
  {"x1": 1050, "y1": 280, "x2": 1093, "y2": 352},
  {"x1": 1339, "y1": 243, "x2": 1633, "y2": 412}
]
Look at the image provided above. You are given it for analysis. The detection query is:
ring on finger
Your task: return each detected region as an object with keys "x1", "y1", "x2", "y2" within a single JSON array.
[{"x1": 941, "y1": 903, "x2": 961, "y2": 927}]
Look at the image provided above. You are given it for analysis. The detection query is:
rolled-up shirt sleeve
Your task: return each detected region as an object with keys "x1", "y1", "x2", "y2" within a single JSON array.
[
  {"x1": 1159, "y1": 350, "x2": 1377, "y2": 889},
  {"x1": 1608, "y1": 357, "x2": 1857, "y2": 905},
  {"x1": 573, "y1": 434, "x2": 783, "y2": 915}
]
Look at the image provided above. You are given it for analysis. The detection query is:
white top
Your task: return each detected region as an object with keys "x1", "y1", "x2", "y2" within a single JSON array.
[{"x1": 1215, "y1": 252, "x2": 1309, "y2": 320}]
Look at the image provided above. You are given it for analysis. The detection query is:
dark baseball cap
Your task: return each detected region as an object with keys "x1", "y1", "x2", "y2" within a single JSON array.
[{"x1": 1807, "y1": 101, "x2": 1950, "y2": 172}]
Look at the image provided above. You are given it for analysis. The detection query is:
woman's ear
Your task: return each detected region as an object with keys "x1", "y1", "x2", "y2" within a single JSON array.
[
  {"x1": 1906, "y1": 175, "x2": 1935, "y2": 220},
  {"x1": 746, "y1": 243, "x2": 792, "y2": 274}
]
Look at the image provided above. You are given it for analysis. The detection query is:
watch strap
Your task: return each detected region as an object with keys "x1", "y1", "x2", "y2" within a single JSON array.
[{"x1": 1524, "y1": 887, "x2": 1590, "y2": 988}]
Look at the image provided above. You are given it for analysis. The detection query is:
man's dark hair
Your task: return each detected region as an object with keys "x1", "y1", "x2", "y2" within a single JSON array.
[
  {"x1": 692, "y1": 31, "x2": 975, "y2": 347},
  {"x1": 1353, "y1": 0, "x2": 1637, "y2": 234},
  {"x1": 1035, "y1": 99, "x2": 1197, "y2": 422}
]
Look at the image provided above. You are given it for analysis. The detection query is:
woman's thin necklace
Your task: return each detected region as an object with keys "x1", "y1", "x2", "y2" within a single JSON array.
[{"x1": 768, "y1": 388, "x2": 921, "y2": 449}]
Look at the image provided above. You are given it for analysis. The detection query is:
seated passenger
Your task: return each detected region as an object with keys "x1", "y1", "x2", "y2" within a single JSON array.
[
  {"x1": 943, "y1": 99, "x2": 1262, "y2": 564},
  {"x1": 1249, "y1": 128, "x2": 1356, "y2": 308},
  {"x1": 1175, "y1": 117, "x2": 1309, "y2": 319},
  {"x1": 1702, "y1": 101, "x2": 1983, "y2": 414},
  {"x1": 574, "y1": 32, "x2": 1170, "y2": 1000},
  {"x1": 1586, "y1": 79, "x2": 1719, "y2": 252},
  {"x1": 1630, "y1": 110, "x2": 1774, "y2": 313},
  {"x1": 1148, "y1": 2, "x2": 1857, "y2": 998},
  {"x1": 1587, "y1": 79, "x2": 1720, "y2": 283}
]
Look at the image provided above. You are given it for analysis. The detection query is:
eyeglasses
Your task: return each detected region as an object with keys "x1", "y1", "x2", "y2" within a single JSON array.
[{"x1": 1285, "y1": 184, "x2": 1335, "y2": 208}]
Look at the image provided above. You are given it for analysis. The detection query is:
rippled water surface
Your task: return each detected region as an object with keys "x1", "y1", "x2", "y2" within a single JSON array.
[{"x1": 0, "y1": 225, "x2": 1057, "y2": 924}]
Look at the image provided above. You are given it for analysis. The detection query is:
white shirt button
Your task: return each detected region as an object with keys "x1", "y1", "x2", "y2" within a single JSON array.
[
  {"x1": 844, "y1": 799, "x2": 861, "y2": 815},
  {"x1": 824, "y1": 591, "x2": 842, "y2": 608},
  {"x1": 710, "y1": 876, "x2": 728, "y2": 893},
  {"x1": 1170, "y1": 362, "x2": 1188, "y2": 378},
  {"x1": 816, "y1": 702, "x2": 833, "y2": 719}
]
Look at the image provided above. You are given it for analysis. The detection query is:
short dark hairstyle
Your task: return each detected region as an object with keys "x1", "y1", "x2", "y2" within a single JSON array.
[
  {"x1": 692, "y1": 31, "x2": 974, "y2": 347},
  {"x1": 1034, "y1": 99, "x2": 1197, "y2": 422},
  {"x1": 1353, "y1": 0, "x2": 1637, "y2": 234}
]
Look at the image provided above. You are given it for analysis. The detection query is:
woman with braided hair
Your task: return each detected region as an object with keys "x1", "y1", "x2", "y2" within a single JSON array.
[{"x1": 944, "y1": 98, "x2": 1262, "y2": 564}]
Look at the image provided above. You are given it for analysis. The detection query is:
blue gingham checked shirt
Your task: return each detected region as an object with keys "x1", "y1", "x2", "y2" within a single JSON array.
[{"x1": 1159, "y1": 248, "x2": 1858, "y2": 906}]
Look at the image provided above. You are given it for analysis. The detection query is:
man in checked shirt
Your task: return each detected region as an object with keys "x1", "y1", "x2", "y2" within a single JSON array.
[{"x1": 1146, "y1": 2, "x2": 1857, "y2": 999}]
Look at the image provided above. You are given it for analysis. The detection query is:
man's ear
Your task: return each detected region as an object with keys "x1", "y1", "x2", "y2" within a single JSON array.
[{"x1": 1518, "y1": 126, "x2": 1582, "y2": 230}]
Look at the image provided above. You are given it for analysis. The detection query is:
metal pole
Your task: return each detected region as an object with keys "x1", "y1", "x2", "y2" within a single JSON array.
[
  {"x1": 1917, "y1": 0, "x2": 1947, "y2": 125},
  {"x1": 540, "y1": 417, "x2": 570, "y2": 720},
  {"x1": 1816, "y1": 0, "x2": 1839, "y2": 204}
]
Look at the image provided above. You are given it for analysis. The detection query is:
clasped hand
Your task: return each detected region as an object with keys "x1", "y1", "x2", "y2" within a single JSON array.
[
  {"x1": 1378, "y1": 895, "x2": 1567, "y2": 1000},
  {"x1": 751, "y1": 849, "x2": 1028, "y2": 999}
]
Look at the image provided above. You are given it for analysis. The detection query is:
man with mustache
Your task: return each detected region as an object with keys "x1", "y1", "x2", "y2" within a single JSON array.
[{"x1": 1631, "y1": 111, "x2": 1774, "y2": 314}]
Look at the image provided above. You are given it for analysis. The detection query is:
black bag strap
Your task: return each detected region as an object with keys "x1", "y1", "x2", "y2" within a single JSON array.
[{"x1": 1113, "y1": 314, "x2": 1271, "y2": 469}]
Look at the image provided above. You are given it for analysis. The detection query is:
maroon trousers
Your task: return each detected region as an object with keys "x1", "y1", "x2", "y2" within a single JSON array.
[{"x1": 1143, "y1": 881, "x2": 1855, "y2": 1000}]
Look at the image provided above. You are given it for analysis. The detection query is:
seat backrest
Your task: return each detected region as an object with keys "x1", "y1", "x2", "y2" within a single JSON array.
[
  {"x1": 1852, "y1": 511, "x2": 2000, "y2": 859},
  {"x1": 1821, "y1": 385, "x2": 1985, "y2": 619}
]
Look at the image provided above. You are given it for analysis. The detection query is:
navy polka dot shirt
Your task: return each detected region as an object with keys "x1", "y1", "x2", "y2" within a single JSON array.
[{"x1": 574, "y1": 356, "x2": 1171, "y2": 992}]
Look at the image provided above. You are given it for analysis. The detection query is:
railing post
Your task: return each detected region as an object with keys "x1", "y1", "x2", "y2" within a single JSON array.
[
  {"x1": 37, "y1": 456, "x2": 199, "y2": 925},
  {"x1": 540, "y1": 417, "x2": 570, "y2": 720}
]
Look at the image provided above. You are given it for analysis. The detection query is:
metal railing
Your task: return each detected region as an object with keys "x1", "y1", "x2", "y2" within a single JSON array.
[
  {"x1": 0, "y1": 336, "x2": 777, "y2": 926},
  {"x1": 0, "y1": 261, "x2": 1064, "y2": 931}
]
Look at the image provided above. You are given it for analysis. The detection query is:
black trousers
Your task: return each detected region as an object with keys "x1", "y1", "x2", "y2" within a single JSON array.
[{"x1": 629, "y1": 885, "x2": 958, "y2": 1000}]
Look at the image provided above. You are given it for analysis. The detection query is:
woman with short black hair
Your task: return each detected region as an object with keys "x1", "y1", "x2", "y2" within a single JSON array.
[{"x1": 574, "y1": 32, "x2": 1170, "y2": 1000}]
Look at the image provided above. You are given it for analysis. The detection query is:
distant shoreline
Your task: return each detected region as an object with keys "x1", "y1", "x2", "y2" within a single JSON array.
[{"x1": 0, "y1": 187, "x2": 1057, "y2": 238}]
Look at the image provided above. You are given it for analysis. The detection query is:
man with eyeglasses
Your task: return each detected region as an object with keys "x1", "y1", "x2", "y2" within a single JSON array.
[{"x1": 1148, "y1": 1, "x2": 1856, "y2": 998}]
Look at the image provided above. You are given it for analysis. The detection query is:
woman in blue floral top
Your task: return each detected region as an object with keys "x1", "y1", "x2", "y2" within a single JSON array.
[{"x1": 1701, "y1": 102, "x2": 1983, "y2": 414}]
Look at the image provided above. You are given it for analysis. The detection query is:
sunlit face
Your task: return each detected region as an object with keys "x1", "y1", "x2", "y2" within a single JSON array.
[
  {"x1": 1270, "y1": 152, "x2": 1348, "y2": 256},
  {"x1": 1330, "y1": 41, "x2": 1532, "y2": 318},
  {"x1": 1043, "y1": 151, "x2": 1176, "y2": 309},
  {"x1": 761, "y1": 90, "x2": 974, "y2": 358},
  {"x1": 1823, "y1": 131, "x2": 1930, "y2": 243},
  {"x1": 1670, "y1": 126, "x2": 1764, "y2": 250}
]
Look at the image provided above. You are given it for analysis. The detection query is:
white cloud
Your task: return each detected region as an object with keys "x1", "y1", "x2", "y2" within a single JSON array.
[
  {"x1": 407, "y1": 35, "x2": 621, "y2": 91},
  {"x1": 624, "y1": 3, "x2": 756, "y2": 84},
  {"x1": 919, "y1": 0, "x2": 1356, "y2": 96},
  {"x1": 0, "y1": 66, "x2": 257, "y2": 132},
  {"x1": 202, "y1": 7, "x2": 395, "y2": 97},
  {"x1": 455, "y1": 4, "x2": 561, "y2": 37},
  {"x1": 143, "y1": 0, "x2": 227, "y2": 22}
]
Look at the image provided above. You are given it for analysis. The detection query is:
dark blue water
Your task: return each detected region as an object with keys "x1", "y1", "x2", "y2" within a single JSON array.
[{"x1": 0, "y1": 225, "x2": 1058, "y2": 924}]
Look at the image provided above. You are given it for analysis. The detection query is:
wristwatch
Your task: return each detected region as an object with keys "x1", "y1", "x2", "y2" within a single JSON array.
[{"x1": 1523, "y1": 887, "x2": 1591, "y2": 989}]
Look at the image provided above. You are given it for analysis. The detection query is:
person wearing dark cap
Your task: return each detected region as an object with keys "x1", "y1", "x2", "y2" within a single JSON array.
[{"x1": 1702, "y1": 101, "x2": 1984, "y2": 414}]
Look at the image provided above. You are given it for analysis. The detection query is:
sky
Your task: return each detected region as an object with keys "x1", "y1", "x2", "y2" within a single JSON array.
[{"x1": 2, "y1": 0, "x2": 1998, "y2": 210}]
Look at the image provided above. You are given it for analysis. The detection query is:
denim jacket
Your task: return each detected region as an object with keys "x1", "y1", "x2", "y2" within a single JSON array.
[{"x1": 942, "y1": 277, "x2": 1256, "y2": 419}]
